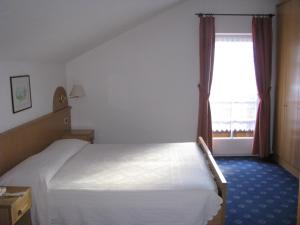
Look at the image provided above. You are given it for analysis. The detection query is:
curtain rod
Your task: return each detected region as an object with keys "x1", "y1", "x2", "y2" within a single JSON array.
[{"x1": 196, "y1": 13, "x2": 274, "y2": 17}]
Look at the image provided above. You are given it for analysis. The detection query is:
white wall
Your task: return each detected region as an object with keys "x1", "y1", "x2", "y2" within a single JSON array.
[
  {"x1": 0, "y1": 61, "x2": 65, "y2": 132},
  {"x1": 213, "y1": 138, "x2": 254, "y2": 156},
  {"x1": 66, "y1": 0, "x2": 278, "y2": 145}
]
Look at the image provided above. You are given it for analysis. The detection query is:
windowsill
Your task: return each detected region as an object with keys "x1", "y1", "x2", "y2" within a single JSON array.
[
  {"x1": 213, "y1": 137, "x2": 254, "y2": 140},
  {"x1": 212, "y1": 131, "x2": 254, "y2": 138}
]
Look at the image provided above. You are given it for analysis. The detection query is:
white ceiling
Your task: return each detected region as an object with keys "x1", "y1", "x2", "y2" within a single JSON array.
[{"x1": 0, "y1": 0, "x2": 185, "y2": 63}]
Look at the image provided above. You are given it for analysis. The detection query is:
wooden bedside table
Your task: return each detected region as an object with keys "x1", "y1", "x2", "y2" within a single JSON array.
[
  {"x1": 0, "y1": 187, "x2": 32, "y2": 225},
  {"x1": 62, "y1": 129, "x2": 95, "y2": 143}
]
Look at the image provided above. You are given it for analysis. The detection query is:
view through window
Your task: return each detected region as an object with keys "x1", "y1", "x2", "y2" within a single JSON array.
[{"x1": 210, "y1": 34, "x2": 258, "y2": 137}]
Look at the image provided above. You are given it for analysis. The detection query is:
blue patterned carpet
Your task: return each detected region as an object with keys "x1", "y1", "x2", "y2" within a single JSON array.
[{"x1": 215, "y1": 157, "x2": 299, "y2": 225}]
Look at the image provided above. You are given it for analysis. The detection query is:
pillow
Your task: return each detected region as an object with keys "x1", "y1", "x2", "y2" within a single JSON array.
[
  {"x1": 0, "y1": 139, "x2": 89, "y2": 225},
  {"x1": 0, "y1": 139, "x2": 89, "y2": 185}
]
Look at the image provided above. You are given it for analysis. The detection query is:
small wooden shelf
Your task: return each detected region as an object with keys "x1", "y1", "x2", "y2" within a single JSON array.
[
  {"x1": 0, "y1": 186, "x2": 32, "y2": 225},
  {"x1": 62, "y1": 129, "x2": 94, "y2": 143}
]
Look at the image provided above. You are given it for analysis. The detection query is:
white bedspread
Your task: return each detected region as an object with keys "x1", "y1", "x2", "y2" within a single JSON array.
[
  {"x1": 48, "y1": 143, "x2": 222, "y2": 225},
  {"x1": 0, "y1": 140, "x2": 222, "y2": 225}
]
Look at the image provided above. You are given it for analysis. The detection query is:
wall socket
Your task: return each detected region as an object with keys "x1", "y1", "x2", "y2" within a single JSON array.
[
  {"x1": 64, "y1": 117, "x2": 69, "y2": 125},
  {"x1": 64, "y1": 117, "x2": 71, "y2": 130}
]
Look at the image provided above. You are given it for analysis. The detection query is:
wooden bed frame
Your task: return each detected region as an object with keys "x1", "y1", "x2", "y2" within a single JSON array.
[
  {"x1": 198, "y1": 137, "x2": 227, "y2": 225},
  {"x1": 0, "y1": 87, "x2": 227, "y2": 225}
]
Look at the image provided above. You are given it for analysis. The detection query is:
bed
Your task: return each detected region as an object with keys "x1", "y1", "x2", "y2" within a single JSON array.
[{"x1": 0, "y1": 87, "x2": 227, "y2": 225}]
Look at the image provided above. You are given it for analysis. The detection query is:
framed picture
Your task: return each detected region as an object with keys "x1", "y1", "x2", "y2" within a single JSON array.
[{"x1": 10, "y1": 75, "x2": 32, "y2": 113}]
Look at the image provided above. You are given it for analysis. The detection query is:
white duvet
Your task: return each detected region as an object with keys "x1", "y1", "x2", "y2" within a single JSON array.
[{"x1": 0, "y1": 140, "x2": 222, "y2": 225}]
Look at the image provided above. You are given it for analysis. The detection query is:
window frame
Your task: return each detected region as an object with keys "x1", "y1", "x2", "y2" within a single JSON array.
[{"x1": 211, "y1": 33, "x2": 257, "y2": 138}]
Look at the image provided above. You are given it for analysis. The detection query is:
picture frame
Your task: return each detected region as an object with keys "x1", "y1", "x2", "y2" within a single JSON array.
[{"x1": 10, "y1": 75, "x2": 32, "y2": 113}]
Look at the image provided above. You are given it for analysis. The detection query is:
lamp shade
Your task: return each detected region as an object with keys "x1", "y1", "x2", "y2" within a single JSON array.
[{"x1": 69, "y1": 84, "x2": 85, "y2": 98}]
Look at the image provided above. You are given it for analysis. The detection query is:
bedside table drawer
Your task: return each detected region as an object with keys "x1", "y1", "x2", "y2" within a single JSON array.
[
  {"x1": 0, "y1": 187, "x2": 32, "y2": 225},
  {"x1": 11, "y1": 190, "x2": 31, "y2": 224}
]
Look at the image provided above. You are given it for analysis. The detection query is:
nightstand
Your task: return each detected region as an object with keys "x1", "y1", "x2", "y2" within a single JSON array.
[
  {"x1": 62, "y1": 129, "x2": 95, "y2": 143},
  {"x1": 0, "y1": 187, "x2": 32, "y2": 225}
]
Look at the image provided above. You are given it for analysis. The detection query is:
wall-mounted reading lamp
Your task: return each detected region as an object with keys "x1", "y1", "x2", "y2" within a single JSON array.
[{"x1": 69, "y1": 84, "x2": 85, "y2": 98}]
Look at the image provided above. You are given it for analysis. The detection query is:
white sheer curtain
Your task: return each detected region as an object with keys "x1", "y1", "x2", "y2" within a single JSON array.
[{"x1": 210, "y1": 34, "x2": 258, "y2": 134}]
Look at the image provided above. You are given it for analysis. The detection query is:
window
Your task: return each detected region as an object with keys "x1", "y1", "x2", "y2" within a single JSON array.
[{"x1": 210, "y1": 34, "x2": 258, "y2": 137}]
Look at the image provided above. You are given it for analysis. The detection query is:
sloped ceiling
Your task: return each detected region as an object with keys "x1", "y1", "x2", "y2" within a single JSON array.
[{"x1": 0, "y1": 0, "x2": 185, "y2": 63}]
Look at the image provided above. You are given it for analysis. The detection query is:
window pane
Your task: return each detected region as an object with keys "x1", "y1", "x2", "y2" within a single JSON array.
[{"x1": 210, "y1": 34, "x2": 258, "y2": 134}]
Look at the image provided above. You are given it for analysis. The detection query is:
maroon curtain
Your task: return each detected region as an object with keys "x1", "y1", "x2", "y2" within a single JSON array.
[
  {"x1": 197, "y1": 16, "x2": 215, "y2": 150},
  {"x1": 252, "y1": 16, "x2": 272, "y2": 158}
]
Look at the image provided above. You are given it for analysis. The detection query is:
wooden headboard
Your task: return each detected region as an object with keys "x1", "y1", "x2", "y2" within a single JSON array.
[{"x1": 0, "y1": 86, "x2": 71, "y2": 176}]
